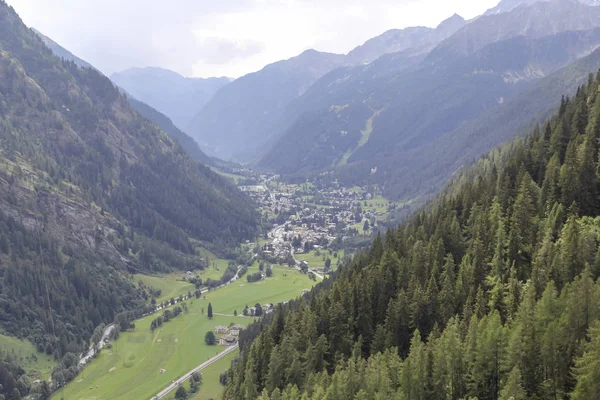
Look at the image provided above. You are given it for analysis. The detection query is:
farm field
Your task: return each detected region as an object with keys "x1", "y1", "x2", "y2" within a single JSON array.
[
  {"x1": 0, "y1": 334, "x2": 55, "y2": 380},
  {"x1": 55, "y1": 267, "x2": 314, "y2": 400}
]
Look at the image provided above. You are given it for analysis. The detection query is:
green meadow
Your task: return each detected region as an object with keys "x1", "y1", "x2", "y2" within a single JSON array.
[
  {"x1": 295, "y1": 249, "x2": 344, "y2": 269},
  {"x1": 55, "y1": 266, "x2": 314, "y2": 400},
  {"x1": 161, "y1": 348, "x2": 239, "y2": 400},
  {"x1": 134, "y1": 274, "x2": 195, "y2": 304},
  {"x1": 133, "y1": 259, "x2": 235, "y2": 304},
  {"x1": 0, "y1": 334, "x2": 55, "y2": 380}
]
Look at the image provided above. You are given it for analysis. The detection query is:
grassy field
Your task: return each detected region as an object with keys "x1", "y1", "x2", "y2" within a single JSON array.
[
  {"x1": 211, "y1": 168, "x2": 246, "y2": 184},
  {"x1": 162, "y1": 348, "x2": 239, "y2": 400},
  {"x1": 362, "y1": 196, "x2": 390, "y2": 214},
  {"x1": 338, "y1": 109, "x2": 382, "y2": 167},
  {"x1": 56, "y1": 267, "x2": 314, "y2": 400},
  {"x1": 134, "y1": 259, "x2": 236, "y2": 304},
  {"x1": 0, "y1": 334, "x2": 55, "y2": 380},
  {"x1": 134, "y1": 274, "x2": 195, "y2": 304},
  {"x1": 295, "y1": 250, "x2": 344, "y2": 269}
]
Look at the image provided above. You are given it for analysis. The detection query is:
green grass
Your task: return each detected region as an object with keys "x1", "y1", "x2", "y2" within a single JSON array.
[
  {"x1": 134, "y1": 274, "x2": 195, "y2": 304},
  {"x1": 295, "y1": 250, "x2": 344, "y2": 270},
  {"x1": 211, "y1": 168, "x2": 245, "y2": 184},
  {"x1": 338, "y1": 109, "x2": 382, "y2": 166},
  {"x1": 162, "y1": 348, "x2": 239, "y2": 400},
  {"x1": 362, "y1": 196, "x2": 390, "y2": 214},
  {"x1": 0, "y1": 334, "x2": 55, "y2": 380},
  {"x1": 134, "y1": 260, "x2": 236, "y2": 304},
  {"x1": 56, "y1": 268, "x2": 314, "y2": 400}
]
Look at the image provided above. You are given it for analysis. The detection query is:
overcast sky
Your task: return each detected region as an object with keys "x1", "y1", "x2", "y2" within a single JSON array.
[{"x1": 7, "y1": 0, "x2": 500, "y2": 78}]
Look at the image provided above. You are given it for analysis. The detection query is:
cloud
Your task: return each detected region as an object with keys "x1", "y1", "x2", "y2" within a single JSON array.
[
  {"x1": 6, "y1": 0, "x2": 500, "y2": 78},
  {"x1": 195, "y1": 37, "x2": 265, "y2": 65}
]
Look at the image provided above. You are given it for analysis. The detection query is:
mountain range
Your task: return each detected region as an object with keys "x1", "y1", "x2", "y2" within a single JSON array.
[
  {"x1": 183, "y1": 13, "x2": 468, "y2": 161},
  {"x1": 255, "y1": 0, "x2": 600, "y2": 203}
]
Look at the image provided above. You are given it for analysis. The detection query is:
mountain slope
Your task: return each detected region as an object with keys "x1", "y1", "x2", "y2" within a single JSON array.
[
  {"x1": 0, "y1": 2, "x2": 257, "y2": 392},
  {"x1": 224, "y1": 63, "x2": 600, "y2": 400},
  {"x1": 391, "y1": 44, "x2": 600, "y2": 205},
  {"x1": 110, "y1": 67, "x2": 230, "y2": 130},
  {"x1": 33, "y1": 28, "x2": 95, "y2": 70},
  {"x1": 427, "y1": 0, "x2": 600, "y2": 65},
  {"x1": 33, "y1": 30, "x2": 215, "y2": 165},
  {"x1": 187, "y1": 50, "x2": 351, "y2": 160},
  {"x1": 126, "y1": 96, "x2": 214, "y2": 165}
]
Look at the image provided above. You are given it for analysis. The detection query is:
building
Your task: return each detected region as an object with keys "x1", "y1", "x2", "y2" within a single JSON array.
[
  {"x1": 214, "y1": 325, "x2": 229, "y2": 334},
  {"x1": 230, "y1": 324, "x2": 245, "y2": 336},
  {"x1": 219, "y1": 335, "x2": 237, "y2": 346},
  {"x1": 262, "y1": 303, "x2": 274, "y2": 312}
]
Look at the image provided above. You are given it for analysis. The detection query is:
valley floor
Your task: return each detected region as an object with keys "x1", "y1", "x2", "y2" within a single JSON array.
[{"x1": 53, "y1": 264, "x2": 314, "y2": 400}]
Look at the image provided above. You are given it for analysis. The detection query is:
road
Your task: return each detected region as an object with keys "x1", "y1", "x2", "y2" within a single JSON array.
[
  {"x1": 79, "y1": 324, "x2": 114, "y2": 367},
  {"x1": 151, "y1": 344, "x2": 239, "y2": 399}
]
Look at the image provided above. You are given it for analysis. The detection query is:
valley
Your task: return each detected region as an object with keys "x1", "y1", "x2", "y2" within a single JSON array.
[
  {"x1": 53, "y1": 166, "x2": 395, "y2": 400},
  {"x1": 3, "y1": 0, "x2": 600, "y2": 399}
]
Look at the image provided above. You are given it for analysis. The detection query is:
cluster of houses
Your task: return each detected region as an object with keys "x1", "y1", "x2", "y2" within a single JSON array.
[
  {"x1": 214, "y1": 324, "x2": 245, "y2": 346},
  {"x1": 245, "y1": 303, "x2": 275, "y2": 316}
]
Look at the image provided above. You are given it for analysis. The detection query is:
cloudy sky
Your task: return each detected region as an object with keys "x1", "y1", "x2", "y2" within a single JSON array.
[{"x1": 7, "y1": 0, "x2": 499, "y2": 78}]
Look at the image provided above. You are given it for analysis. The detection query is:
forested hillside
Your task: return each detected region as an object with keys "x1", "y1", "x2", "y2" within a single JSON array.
[
  {"x1": 33, "y1": 30, "x2": 216, "y2": 166},
  {"x1": 127, "y1": 96, "x2": 214, "y2": 165},
  {"x1": 224, "y1": 72, "x2": 600, "y2": 399},
  {"x1": 0, "y1": 2, "x2": 257, "y2": 397}
]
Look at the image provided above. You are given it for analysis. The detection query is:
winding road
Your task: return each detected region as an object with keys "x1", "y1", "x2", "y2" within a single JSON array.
[{"x1": 151, "y1": 344, "x2": 239, "y2": 399}]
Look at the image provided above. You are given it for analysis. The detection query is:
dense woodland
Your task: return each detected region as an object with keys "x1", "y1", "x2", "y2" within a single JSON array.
[{"x1": 224, "y1": 73, "x2": 600, "y2": 399}]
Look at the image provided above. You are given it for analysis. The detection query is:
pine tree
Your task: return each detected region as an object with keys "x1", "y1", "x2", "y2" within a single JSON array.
[
  {"x1": 571, "y1": 322, "x2": 600, "y2": 400},
  {"x1": 499, "y1": 367, "x2": 527, "y2": 400}
]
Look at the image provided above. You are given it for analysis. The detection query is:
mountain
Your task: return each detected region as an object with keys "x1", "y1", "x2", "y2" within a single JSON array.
[
  {"x1": 187, "y1": 14, "x2": 467, "y2": 162},
  {"x1": 393, "y1": 43, "x2": 600, "y2": 206},
  {"x1": 485, "y1": 0, "x2": 600, "y2": 15},
  {"x1": 224, "y1": 64, "x2": 600, "y2": 400},
  {"x1": 0, "y1": 1, "x2": 257, "y2": 394},
  {"x1": 187, "y1": 50, "x2": 351, "y2": 160},
  {"x1": 127, "y1": 97, "x2": 214, "y2": 165},
  {"x1": 428, "y1": 0, "x2": 600, "y2": 65},
  {"x1": 33, "y1": 30, "x2": 215, "y2": 166},
  {"x1": 348, "y1": 14, "x2": 466, "y2": 65},
  {"x1": 110, "y1": 67, "x2": 230, "y2": 130},
  {"x1": 258, "y1": 0, "x2": 600, "y2": 202}
]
